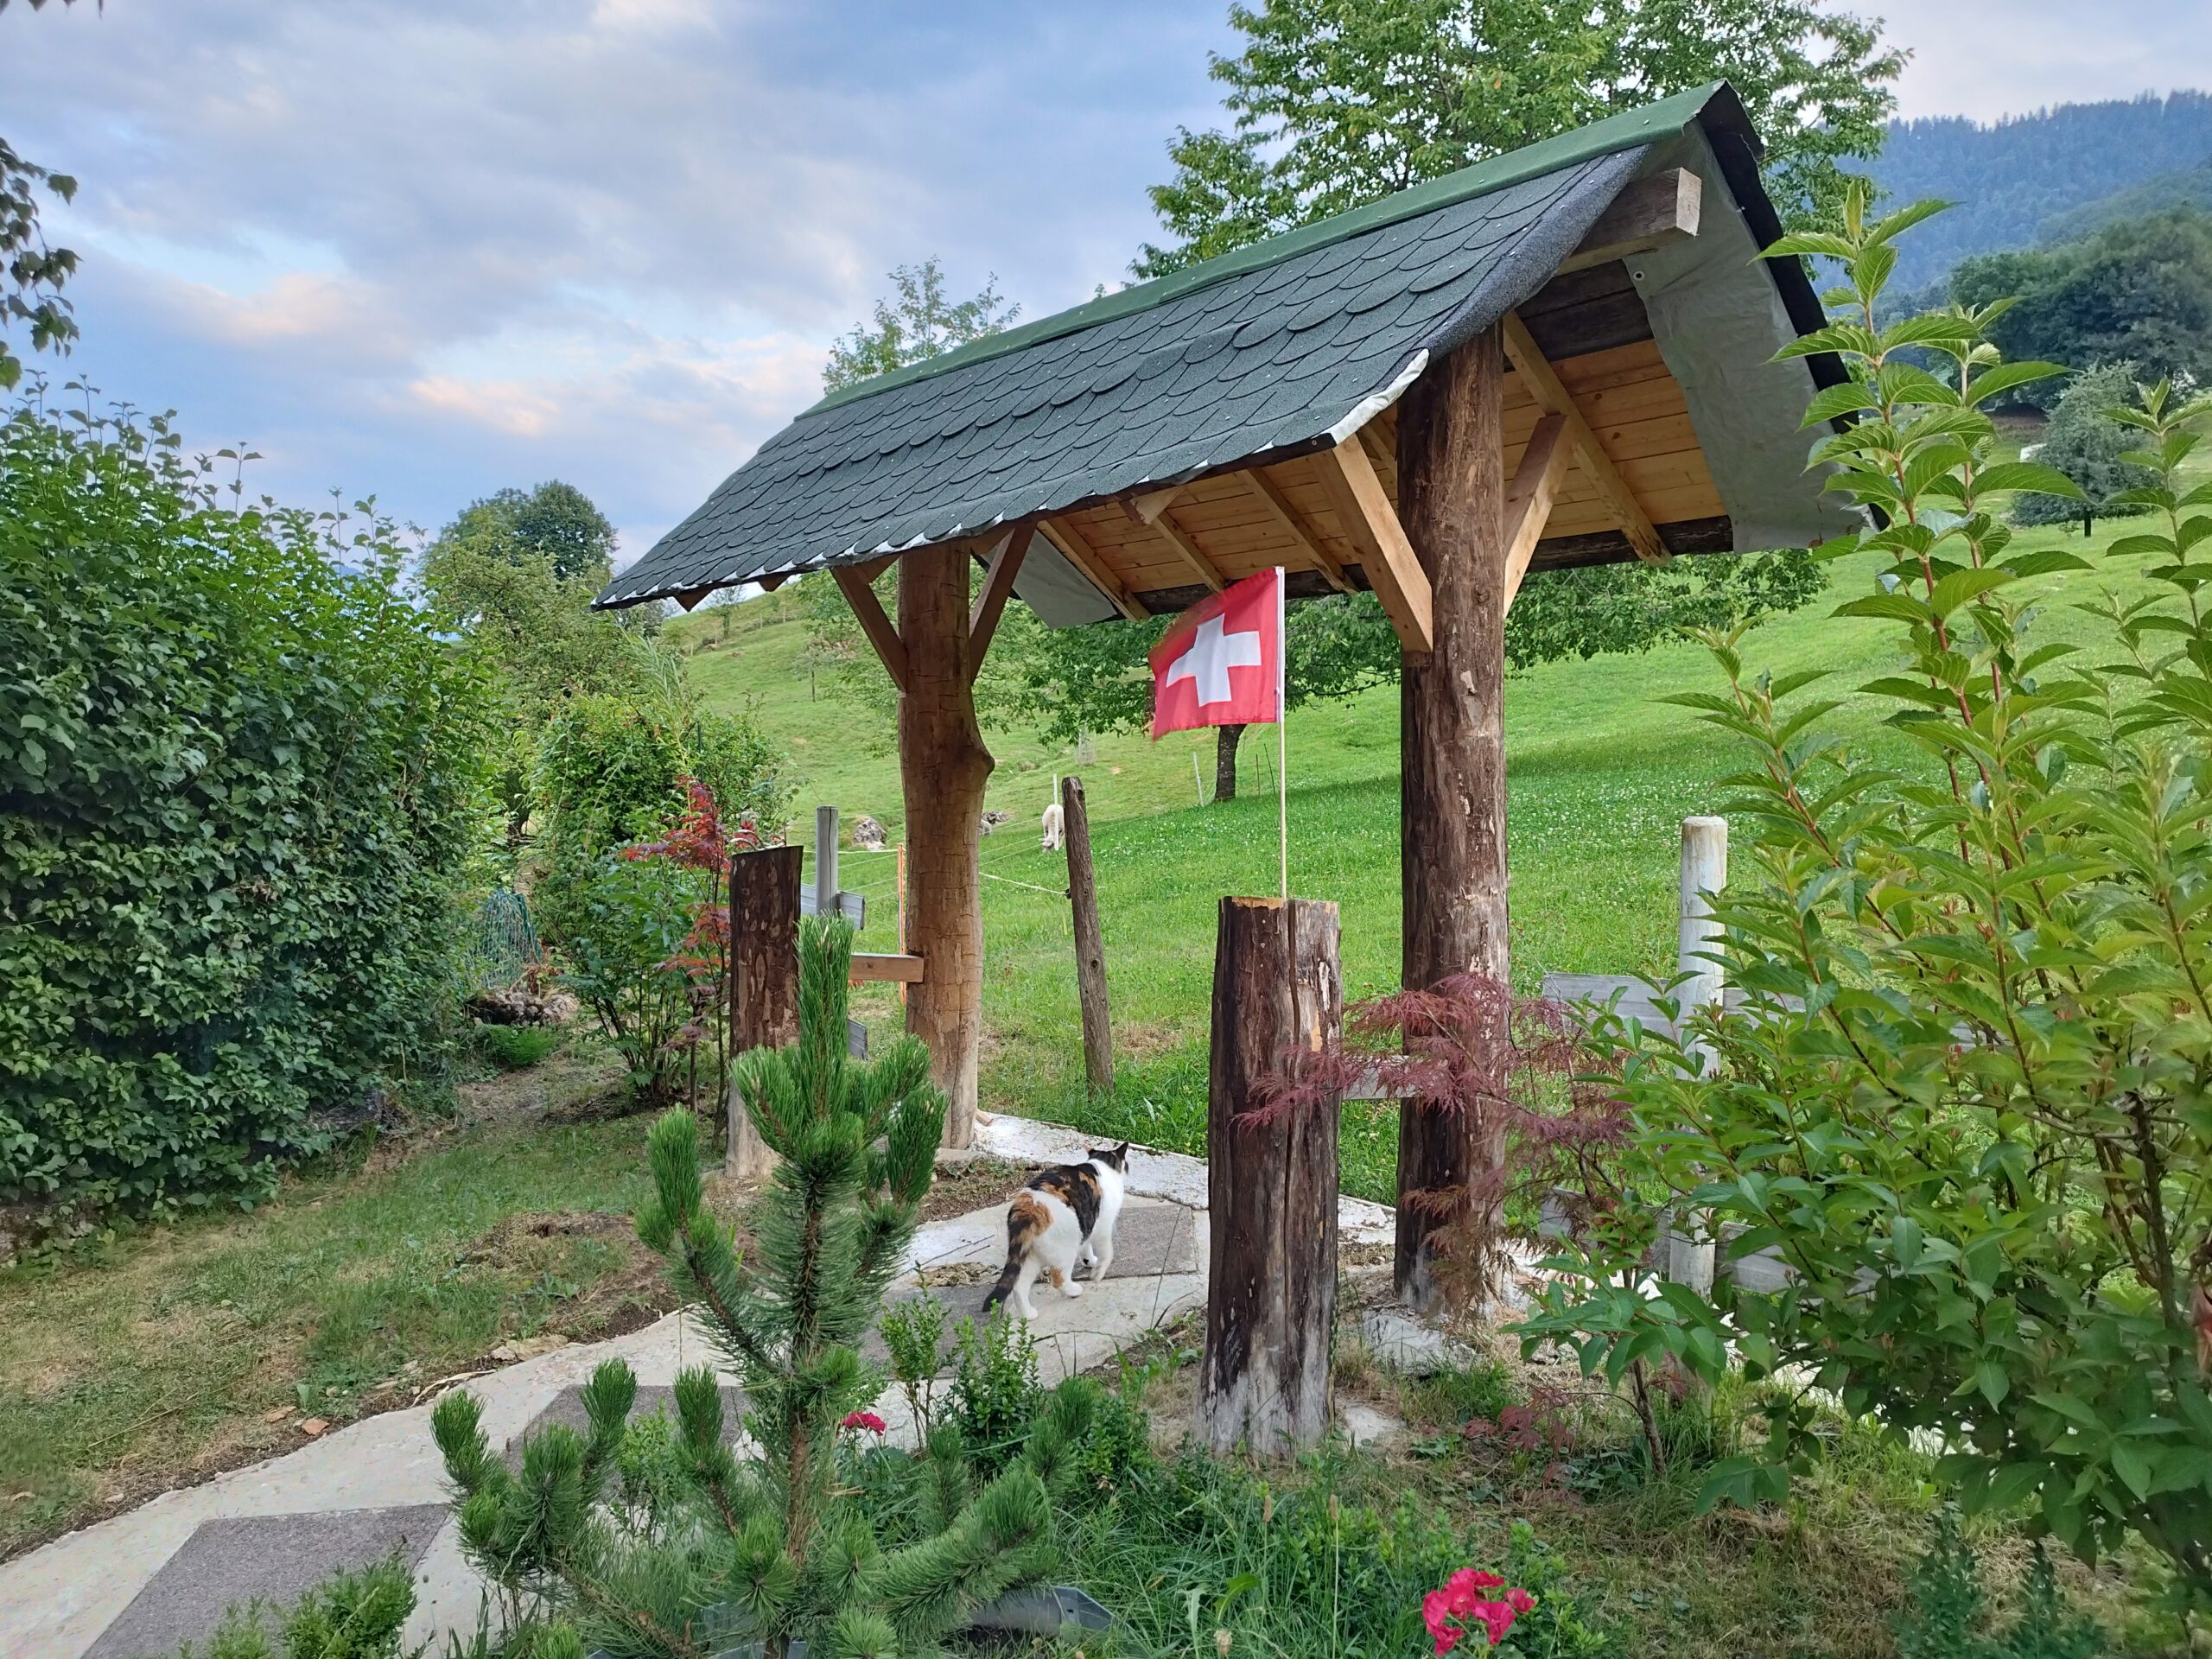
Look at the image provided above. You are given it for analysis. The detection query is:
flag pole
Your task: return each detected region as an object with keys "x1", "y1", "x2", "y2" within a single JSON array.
[{"x1": 1275, "y1": 565, "x2": 1287, "y2": 902}]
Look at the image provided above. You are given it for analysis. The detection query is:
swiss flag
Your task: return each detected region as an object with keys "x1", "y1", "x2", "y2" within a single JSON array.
[{"x1": 1149, "y1": 568, "x2": 1284, "y2": 739}]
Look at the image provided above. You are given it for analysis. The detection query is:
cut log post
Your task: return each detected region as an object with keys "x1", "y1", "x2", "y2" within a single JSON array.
[
  {"x1": 1394, "y1": 323, "x2": 1510, "y2": 1314},
  {"x1": 726, "y1": 843, "x2": 803, "y2": 1181},
  {"x1": 1198, "y1": 896, "x2": 1342, "y2": 1457},
  {"x1": 1061, "y1": 775, "x2": 1113, "y2": 1097},
  {"x1": 898, "y1": 543, "x2": 994, "y2": 1147}
]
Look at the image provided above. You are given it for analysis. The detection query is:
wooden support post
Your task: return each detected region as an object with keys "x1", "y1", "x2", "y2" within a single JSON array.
[
  {"x1": 1394, "y1": 323, "x2": 1510, "y2": 1314},
  {"x1": 898, "y1": 542, "x2": 993, "y2": 1147},
  {"x1": 813, "y1": 804, "x2": 840, "y2": 921},
  {"x1": 967, "y1": 524, "x2": 1031, "y2": 675},
  {"x1": 726, "y1": 843, "x2": 803, "y2": 1182},
  {"x1": 1061, "y1": 775, "x2": 1113, "y2": 1097},
  {"x1": 1663, "y1": 815, "x2": 1728, "y2": 1294},
  {"x1": 1198, "y1": 896, "x2": 1342, "y2": 1457}
]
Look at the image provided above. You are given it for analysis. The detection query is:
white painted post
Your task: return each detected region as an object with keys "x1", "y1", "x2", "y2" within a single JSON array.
[
  {"x1": 814, "y1": 805, "x2": 840, "y2": 925},
  {"x1": 1666, "y1": 814, "x2": 1728, "y2": 1295}
]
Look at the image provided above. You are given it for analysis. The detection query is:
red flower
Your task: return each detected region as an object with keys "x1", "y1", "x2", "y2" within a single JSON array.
[
  {"x1": 1422, "y1": 1566, "x2": 1532, "y2": 1652},
  {"x1": 840, "y1": 1410, "x2": 887, "y2": 1434}
]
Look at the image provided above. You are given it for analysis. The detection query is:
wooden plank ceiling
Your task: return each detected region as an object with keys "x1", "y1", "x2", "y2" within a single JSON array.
[{"x1": 1031, "y1": 255, "x2": 1727, "y2": 624}]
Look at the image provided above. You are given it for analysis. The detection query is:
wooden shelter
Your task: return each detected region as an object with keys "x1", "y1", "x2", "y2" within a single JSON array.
[{"x1": 597, "y1": 83, "x2": 1852, "y2": 1305}]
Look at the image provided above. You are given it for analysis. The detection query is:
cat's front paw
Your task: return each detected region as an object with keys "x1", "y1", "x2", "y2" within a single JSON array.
[{"x1": 1062, "y1": 1281, "x2": 1084, "y2": 1298}]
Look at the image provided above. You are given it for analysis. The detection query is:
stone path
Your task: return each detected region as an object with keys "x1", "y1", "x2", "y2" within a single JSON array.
[{"x1": 0, "y1": 1116, "x2": 1395, "y2": 1659}]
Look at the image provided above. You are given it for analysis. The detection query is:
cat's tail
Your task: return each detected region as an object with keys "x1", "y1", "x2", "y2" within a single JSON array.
[{"x1": 982, "y1": 1191, "x2": 1050, "y2": 1313}]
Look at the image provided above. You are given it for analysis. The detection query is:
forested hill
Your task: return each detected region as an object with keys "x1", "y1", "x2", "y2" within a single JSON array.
[{"x1": 1869, "y1": 91, "x2": 2212, "y2": 290}]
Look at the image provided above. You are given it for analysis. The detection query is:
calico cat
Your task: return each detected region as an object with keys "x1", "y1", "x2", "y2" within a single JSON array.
[{"x1": 982, "y1": 1143, "x2": 1129, "y2": 1319}]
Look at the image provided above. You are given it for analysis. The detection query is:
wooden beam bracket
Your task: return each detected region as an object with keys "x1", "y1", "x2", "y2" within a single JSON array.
[
  {"x1": 1502, "y1": 412, "x2": 1574, "y2": 610},
  {"x1": 1313, "y1": 431, "x2": 1433, "y2": 655},
  {"x1": 967, "y1": 524, "x2": 1032, "y2": 679},
  {"x1": 1501, "y1": 310, "x2": 1666, "y2": 564},
  {"x1": 1241, "y1": 467, "x2": 1352, "y2": 593},
  {"x1": 831, "y1": 562, "x2": 911, "y2": 693}
]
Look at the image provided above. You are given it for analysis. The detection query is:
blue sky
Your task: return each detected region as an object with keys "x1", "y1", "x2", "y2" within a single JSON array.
[{"x1": 3, "y1": 0, "x2": 2208, "y2": 566}]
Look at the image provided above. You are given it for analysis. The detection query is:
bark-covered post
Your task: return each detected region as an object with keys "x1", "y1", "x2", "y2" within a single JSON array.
[
  {"x1": 1060, "y1": 774, "x2": 1113, "y2": 1097},
  {"x1": 726, "y1": 842, "x2": 803, "y2": 1180},
  {"x1": 899, "y1": 543, "x2": 994, "y2": 1147},
  {"x1": 1395, "y1": 325, "x2": 1509, "y2": 1313},
  {"x1": 1198, "y1": 895, "x2": 1342, "y2": 1456}
]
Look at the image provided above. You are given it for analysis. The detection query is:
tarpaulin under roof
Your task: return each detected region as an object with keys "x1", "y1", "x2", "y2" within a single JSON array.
[{"x1": 600, "y1": 82, "x2": 1851, "y2": 620}]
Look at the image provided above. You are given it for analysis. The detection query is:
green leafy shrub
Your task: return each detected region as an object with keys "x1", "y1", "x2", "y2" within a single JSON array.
[
  {"x1": 162, "y1": 1555, "x2": 429, "y2": 1659},
  {"x1": 1522, "y1": 186, "x2": 2212, "y2": 1601},
  {"x1": 0, "y1": 402, "x2": 492, "y2": 1213},
  {"x1": 946, "y1": 1308, "x2": 1042, "y2": 1473},
  {"x1": 475, "y1": 1025, "x2": 562, "y2": 1071},
  {"x1": 548, "y1": 850, "x2": 696, "y2": 1107}
]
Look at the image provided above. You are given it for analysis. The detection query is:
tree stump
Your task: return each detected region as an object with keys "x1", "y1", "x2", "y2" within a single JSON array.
[
  {"x1": 727, "y1": 843, "x2": 802, "y2": 1181},
  {"x1": 1395, "y1": 325, "x2": 1510, "y2": 1313},
  {"x1": 1061, "y1": 774, "x2": 1113, "y2": 1097},
  {"x1": 1198, "y1": 895, "x2": 1342, "y2": 1456},
  {"x1": 899, "y1": 543, "x2": 994, "y2": 1147}
]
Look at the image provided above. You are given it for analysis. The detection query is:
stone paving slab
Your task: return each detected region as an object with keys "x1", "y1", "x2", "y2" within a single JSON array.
[{"x1": 83, "y1": 1503, "x2": 446, "y2": 1659}]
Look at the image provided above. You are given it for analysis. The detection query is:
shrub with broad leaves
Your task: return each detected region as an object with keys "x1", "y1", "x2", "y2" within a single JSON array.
[{"x1": 1519, "y1": 183, "x2": 2212, "y2": 1603}]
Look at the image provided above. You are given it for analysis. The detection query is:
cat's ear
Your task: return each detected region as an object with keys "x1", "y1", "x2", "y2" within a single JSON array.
[{"x1": 1109, "y1": 1141, "x2": 1130, "y2": 1168}]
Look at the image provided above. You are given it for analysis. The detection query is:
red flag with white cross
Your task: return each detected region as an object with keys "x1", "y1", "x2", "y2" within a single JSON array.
[{"x1": 1148, "y1": 568, "x2": 1284, "y2": 739}]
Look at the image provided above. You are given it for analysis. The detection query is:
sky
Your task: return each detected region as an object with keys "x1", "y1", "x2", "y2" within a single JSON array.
[{"x1": 3, "y1": 0, "x2": 2208, "y2": 569}]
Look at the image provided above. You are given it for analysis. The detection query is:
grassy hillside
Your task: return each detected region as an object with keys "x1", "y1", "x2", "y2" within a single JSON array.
[{"x1": 663, "y1": 495, "x2": 2194, "y2": 1204}]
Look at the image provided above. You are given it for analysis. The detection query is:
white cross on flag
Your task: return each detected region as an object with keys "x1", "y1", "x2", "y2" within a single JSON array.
[{"x1": 1149, "y1": 568, "x2": 1284, "y2": 739}]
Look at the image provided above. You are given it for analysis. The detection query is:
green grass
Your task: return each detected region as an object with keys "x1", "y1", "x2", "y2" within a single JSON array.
[
  {"x1": 0, "y1": 1051, "x2": 671, "y2": 1559},
  {"x1": 667, "y1": 512, "x2": 2190, "y2": 1200}
]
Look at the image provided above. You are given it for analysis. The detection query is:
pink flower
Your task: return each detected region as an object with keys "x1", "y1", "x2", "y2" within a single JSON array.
[
  {"x1": 839, "y1": 1410, "x2": 887, "y2": 1434},
  {"x1": 1423, "y1": 1567, "x2": 1529, "y2": 1652},
  {"x1": 1505, "y1": 1588, "x2": 1535, "y2": 1614}
]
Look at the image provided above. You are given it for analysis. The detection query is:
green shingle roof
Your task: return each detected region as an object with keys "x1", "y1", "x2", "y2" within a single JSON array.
[{"x1": 599, "y1": 82, "x2": 1818, "y2": 614}]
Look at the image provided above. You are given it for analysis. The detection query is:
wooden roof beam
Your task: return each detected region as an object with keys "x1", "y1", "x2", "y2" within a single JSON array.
[
  {"x1": 1501, "y1": 413, "x2": 1573, "y2": 611},
  {"x1": 671, "y1": 583, "x2": 720, "y2": 612},
  {"x1": 1038, "y1": 515, "x2": 1147, "y2": 620},
  {"x1": 1125, "y1": 483, "x2": 1186, "y2": 524},
  {"x1": 967, "y1": 523, "x2": 1032, "y2": 679},
  {"x1": 1148, "y1": 507, "x2": 1227, "y2": 594},
  {"x1": 1239, "y1": 467, "x2": 1352, "y2": 592},
  {"x1": 831, "y1": 561, "x2": 909, "y2": 693},
  {"x1": 1556, "y1": 168, "x2": 1701, "y2": 276},
  {"x1": 1501, "y1": 309, "x2": 1666, "y2": 563},
  {"x1": 1313, "y1": 431, "x2": 1433, "y2": 655}
]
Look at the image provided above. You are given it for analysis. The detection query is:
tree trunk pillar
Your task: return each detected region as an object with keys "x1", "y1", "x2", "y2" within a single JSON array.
[
  {"x1": 1215, "y1": 722, "x2": 1245, "y2": 802},
  {"x1": 726, "y1": 843, "x2": 803, "y2": 1181},
  {"x1": 898, "y1": 543, "x2": 994, "y2": 1147},
  {"x1": 1395, "y1": 325, "x2": 1510, "y2": 1313},
  {"x1": 1198, "y1": 895, "x2": 1342, "y2": 1456}
]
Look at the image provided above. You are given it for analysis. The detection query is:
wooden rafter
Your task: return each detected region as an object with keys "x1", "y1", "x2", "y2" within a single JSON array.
[
  {"x1": 1038, "y1": 516, "x2": 1146, "y2": 620},
  {"x1": 1556, "y1": 168, "x2": 1702, "y2": 276},
  {"x1": 1313, "y1": 432, "x2": 1433, "y2": 655},
  {"x1": 1149, "y1": 508, "x2": 1227, "y2": 594},
  {"x1": 832, "y1": 562, "x2": 910, "y2": 693},
  {"x1": 1501, "y1": 412, "x2": 1573, "y2": 609},
  {"x1": 756, "y1": 573, "x2": 789, "y2": 593},
  {"x1": 967, "y1": 523, "x2": 1032, "y2": 679},
  {"x1": 1501, "y1": 309, "x2": 1666, "y2": 563},
  {"x1": 1240, "y1": 467, "x2": 1352, "y2": 592},
  {"x1": 671, "y1": 583, "x2": 719, "y2": 612}
]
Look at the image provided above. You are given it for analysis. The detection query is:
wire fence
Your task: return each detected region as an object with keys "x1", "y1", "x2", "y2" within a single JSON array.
[{"x1": 455, "y1": 887, "x2": 539, "y2": 995}]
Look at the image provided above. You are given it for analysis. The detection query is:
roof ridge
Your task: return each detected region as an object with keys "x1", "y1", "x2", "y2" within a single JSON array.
[{"x1": 804, "y1": 81, "x2": 1732, "y2": 417}]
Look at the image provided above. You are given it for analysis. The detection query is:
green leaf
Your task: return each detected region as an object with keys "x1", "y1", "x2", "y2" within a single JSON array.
[{"x1": 1974, "y1": 461, "x2": 2085, "y2": 499}]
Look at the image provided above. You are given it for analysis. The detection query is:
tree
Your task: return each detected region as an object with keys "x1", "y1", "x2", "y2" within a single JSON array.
[
  {"x1": 434, "y1": 920, "x2": 1085, "y2": 1658},
  {"x1": 823, "y1": 257, "x2": 1020, "y2": 393},
  {"x1": 1, "y1": 136, "x2": 79, "y2": 391},
  {"x1": 434, "y1": 479, "x2": 618, "y2": 582},
  {"x1": 1135, "y1": 0, "x2": 1902, "y2": 276},
  {"x1": 2014, "y1": 363, "x2": 2158, "y2": 531},
  {"x1": 1949, "y1": 210, "x2": 2212, "y2": 408}
]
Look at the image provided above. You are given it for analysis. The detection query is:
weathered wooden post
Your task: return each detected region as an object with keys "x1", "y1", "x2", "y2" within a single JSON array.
[
  {"x1": 1394, "y1": 326, "x2": 1509, "y2": 1313},
  {"x1": 726, "y1": 842, "x2": 803, "y2": 1180},
  {"x1": 812, "y1": 804, "x2": 840, "y2": 920},
  {"x1": 1061, "y1": 774, "x2": 1113, "y2": 1097},
  {"x1": 1198, "y1": 896, "x2": 1342, "y2": 1456},
  {"x1": 899, "y1": 543, "x2": 993, "y2": 1147}
]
